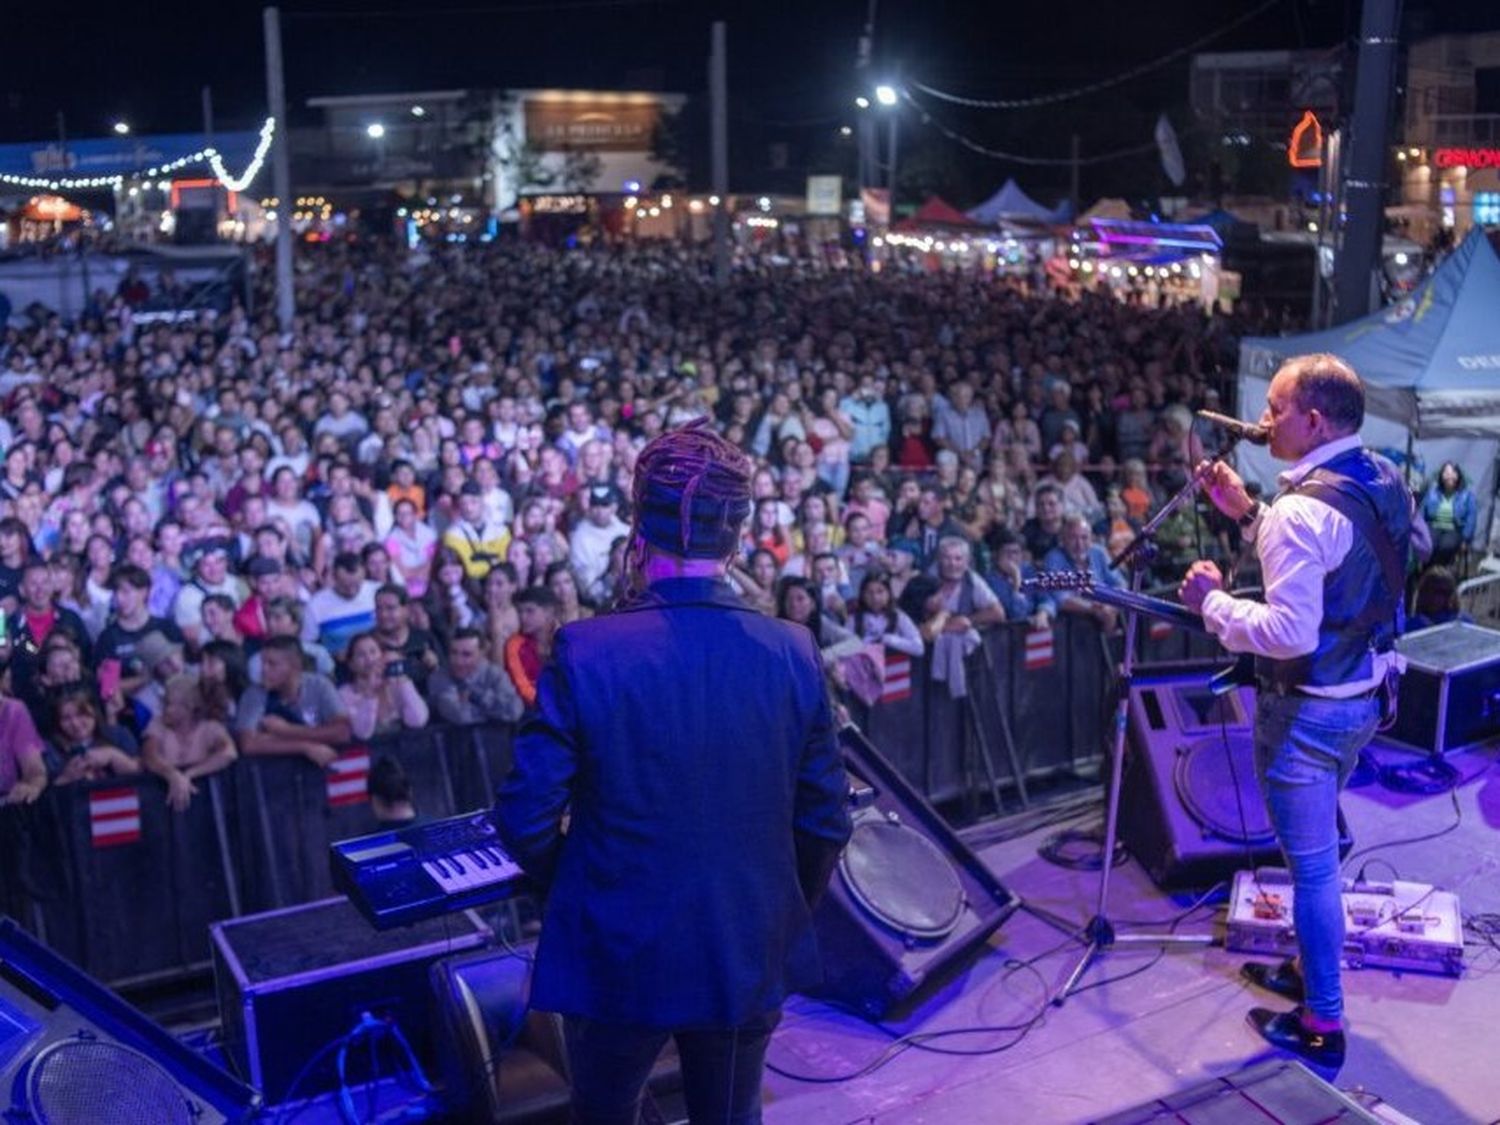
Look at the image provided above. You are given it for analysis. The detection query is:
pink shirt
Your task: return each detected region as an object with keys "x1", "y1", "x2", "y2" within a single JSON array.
[{"x1": 0, "y1": 698, "x2": 44, "y2": 795}]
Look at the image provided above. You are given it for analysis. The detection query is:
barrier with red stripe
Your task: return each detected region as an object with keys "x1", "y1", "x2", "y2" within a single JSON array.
[
  {"x1": 88, "y1": 788, "x2": 142, "y2": 848},
  {"x1": 881, "y1": 651, "x2": 912, "y2": 702},
  {"x1": 325, "y1": 749, "x2": 371, "y2": 807},
  {"x1": 1023, "y1": 625, "x2": 1055, "y2": 670}
]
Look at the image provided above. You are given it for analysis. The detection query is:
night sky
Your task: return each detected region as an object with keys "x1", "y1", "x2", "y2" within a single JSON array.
[{"x1": 5, "y1": 0, "x2": 1495, "y2": 201}]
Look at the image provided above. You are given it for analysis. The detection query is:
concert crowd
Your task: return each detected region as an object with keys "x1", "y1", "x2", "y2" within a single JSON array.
[{"x1": 0, "y1": 236, "x2": 1480, "y2": 806}]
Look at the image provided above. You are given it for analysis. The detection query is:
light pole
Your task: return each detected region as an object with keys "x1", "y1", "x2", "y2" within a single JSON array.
[{"x1": 875, "y1": 80, "x2": 899, "y2": 211}]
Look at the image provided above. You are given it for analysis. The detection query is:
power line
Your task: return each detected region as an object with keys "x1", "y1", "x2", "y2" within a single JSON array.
[
  {"x1": 286, "y1": 0, "x2": 677, "y2": 19},
  {"x1": 908, "y1": 0, "x2": 1284, "y2": 111},
  {"x1": 899, "y1": 90, "x2": 1161, "y2": 167}
]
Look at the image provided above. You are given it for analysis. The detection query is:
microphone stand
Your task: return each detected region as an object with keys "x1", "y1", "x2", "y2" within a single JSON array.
[{"x1": 1050, "y1": 440, "x2": 1245, "y2": 1006}]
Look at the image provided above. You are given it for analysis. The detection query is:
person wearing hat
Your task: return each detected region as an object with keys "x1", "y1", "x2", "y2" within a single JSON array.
[
  {"x1": 441, "y1": 480, "x2": 511, "y2": 581},
  {"x1": 568, "y1": 484, "x2": 630, "y2": 606},
  {"x1": 173, "y1": 543, "x2": 247, "y2": 652},
  {"x1": 497, "y1": 419, "x2": 850, "y2": 1123}
]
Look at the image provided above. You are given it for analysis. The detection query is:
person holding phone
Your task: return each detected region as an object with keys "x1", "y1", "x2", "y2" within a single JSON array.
[{"x1": 337, "y1": 631, "x2": 429, "y2": 741}]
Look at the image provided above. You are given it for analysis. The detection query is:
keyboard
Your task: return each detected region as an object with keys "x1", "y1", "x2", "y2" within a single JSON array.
[{"x1": 331, "y1": 810, "x2": 528, "y2": 930}]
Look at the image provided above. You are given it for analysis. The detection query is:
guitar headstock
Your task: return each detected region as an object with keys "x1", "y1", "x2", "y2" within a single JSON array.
[{"x1": 1021, "y1": 570, "x2": 1095, "y2": 593}]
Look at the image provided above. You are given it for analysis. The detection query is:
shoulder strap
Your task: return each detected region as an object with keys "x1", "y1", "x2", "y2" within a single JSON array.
[{"x1": 1292, "y1": 470, "x2": 1405, "y2": 628}]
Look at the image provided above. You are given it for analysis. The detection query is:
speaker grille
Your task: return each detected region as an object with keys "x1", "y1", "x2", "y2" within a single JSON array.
[
  {"x1": 838, "y1": 812, "x2": 966, "y2": 941},
  {"x1": 24, "y1": 1039, "x2": 196, "y2": 1125},
  {"x1": 1173, "y1": 734, "x2": 1275, "y2": 844}
]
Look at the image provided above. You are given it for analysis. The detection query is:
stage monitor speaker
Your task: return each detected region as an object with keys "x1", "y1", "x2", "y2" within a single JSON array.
[
  {"x1": 808, "y1": 725, "x2": 1020, "y2": 1021},
  {"x1": 427, "y1": 945, "x2": 682, "y2": 1124},
  {"x1": 0, "y1": 917, "x2": 258, "y2": 1124},
  {"x1": 1093, "y1": 1057, "x2": 1383, "y2": 1124},
  {"x1": 1118, "y1": 666, "x2": 1352, "y2": 890}
]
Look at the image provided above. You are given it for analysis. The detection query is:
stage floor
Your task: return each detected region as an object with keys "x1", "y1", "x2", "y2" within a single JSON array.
[{"x1": 762, "y1": 740, "x2": 1500, "y2": 1125}]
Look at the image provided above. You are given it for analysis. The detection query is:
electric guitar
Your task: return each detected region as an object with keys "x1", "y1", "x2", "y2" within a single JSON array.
[{"x1": 1021, "y1": 571, "x2": 1208, "y2": 634}]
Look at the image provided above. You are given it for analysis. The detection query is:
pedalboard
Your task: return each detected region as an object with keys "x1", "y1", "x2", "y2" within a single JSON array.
[{"x1": 1225, "y1": 868, "x2": 1464, "y2": 977}]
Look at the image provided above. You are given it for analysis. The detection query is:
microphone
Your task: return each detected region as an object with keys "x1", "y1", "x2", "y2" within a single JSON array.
[{"x1": 1196, "y1": 410, "x2": 1268, "y2": 446}]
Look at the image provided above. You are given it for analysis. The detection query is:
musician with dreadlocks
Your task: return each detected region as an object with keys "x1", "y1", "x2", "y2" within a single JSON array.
[{"x1": 497, "y1": 419, "x2": 851, "y2": 1123}]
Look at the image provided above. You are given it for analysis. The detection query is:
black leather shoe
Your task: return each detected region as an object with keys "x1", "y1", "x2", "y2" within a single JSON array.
[
  {"x1": 1241, "y1": 959, "x2": 1305, "y2": 1002},
  {"x1": 1247, "y1": 1007, "x2": 1345, "y2": 1070}
]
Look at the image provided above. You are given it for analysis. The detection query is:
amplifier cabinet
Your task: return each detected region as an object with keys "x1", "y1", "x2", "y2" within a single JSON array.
[
  {"x1": 211, "y1": 896, "x2": 490, "y2": 1105},
  {"x1": 1386, "y1": 622, "x2": 1500, "y2": 755}
]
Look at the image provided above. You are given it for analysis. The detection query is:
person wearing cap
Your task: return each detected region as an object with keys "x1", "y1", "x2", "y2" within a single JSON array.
[
  {"x1": 568, "y1": 484, "x2": 629, "y2": 606},
  {"x1": 173, "y1": 542, "x2": 247, "y2": 653},
  {"x1": 497, "y1": 419, "x2": 850, "y2": 1123},
  {"x1": 441, "y1": 480, "x2": 511, "y2": 581}
]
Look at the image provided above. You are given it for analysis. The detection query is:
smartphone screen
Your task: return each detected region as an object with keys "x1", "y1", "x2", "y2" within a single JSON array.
[{"x1": 98, "y1": 659, "x2": 122, "y2": 699}]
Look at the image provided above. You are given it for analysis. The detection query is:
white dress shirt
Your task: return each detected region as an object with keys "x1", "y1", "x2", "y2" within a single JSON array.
[{"x1": 1201, "y1": 434, "x2": 1400, "y2": 697}]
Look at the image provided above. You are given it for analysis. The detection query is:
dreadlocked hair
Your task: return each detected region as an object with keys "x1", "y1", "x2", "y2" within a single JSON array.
[{"x1": 632, "y1": 418, "x2": 754, "y2": 559}]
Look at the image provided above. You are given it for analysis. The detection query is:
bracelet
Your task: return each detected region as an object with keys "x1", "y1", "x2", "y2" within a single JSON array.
[{"x1": 1237, "y1": 501, "x2": 1261, "y2": 530}]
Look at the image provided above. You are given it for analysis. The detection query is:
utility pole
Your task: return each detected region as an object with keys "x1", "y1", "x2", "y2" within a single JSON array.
[
  {"x1": 202, "y1": 86, "x2": 215, "y2": 147},
  {"x1": 710, "y1": 21, "x2": 730, "y2": 286},
  {"x1": 1070, "y1": 134, "x2": 1081, "y2": 217},
  {"x1": 263, "y1": 6, "x2": 295, "y2": 333},
  {"x1": 855, "y1": 0, "x2": 878, "y2": 197},
  {"x1": 1332, "y1": 0, "x2": 1399, "y2": 324},
  {"x1": 885, "y1": 62, "x2": 901, "y2": 210}
]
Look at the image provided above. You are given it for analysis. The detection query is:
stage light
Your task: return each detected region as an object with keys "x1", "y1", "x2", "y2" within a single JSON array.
[
  {"x1": 875, "y1": 84, "x2": 898, "y2": 107},
  {"x1": 112, "y1": 121, "x2": 130, "y2": 136},
  {"x1": 367, "y1": 123, "x2": 386, "y2": 139},
  {"x1": 855, "y1": 96, "x2": 870, "y2": 109},
  {"x1": 411, "y1": 106, "x2": 426, "y2": 117}
]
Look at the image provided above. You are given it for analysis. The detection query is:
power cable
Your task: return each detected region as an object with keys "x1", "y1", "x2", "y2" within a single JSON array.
[
  {"x1": 899, "y1": 90, "x2": 1163, "y2": 167},
  {"x1": 907, "y1": 0, "x2": 1284, "y2": 110}
]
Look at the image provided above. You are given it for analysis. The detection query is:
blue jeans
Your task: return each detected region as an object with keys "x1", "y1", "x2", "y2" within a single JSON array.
[
  {"x1": 563, "y1": 1009, "x2": 780, "y2": 1124},
  {"x1": 1253, "y1": 691, "x2": 1380, "y2": 1022}
]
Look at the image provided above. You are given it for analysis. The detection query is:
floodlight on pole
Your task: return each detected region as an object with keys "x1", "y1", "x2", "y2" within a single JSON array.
[
  {"x1": 366, "y1": 122, "x2": 386, "y2": 139},
  {"x1": 874, "y1": 84, "x2": 898, "y2": 107},
  {"x1": 855, "y1": 95, "x2": 870, "y2": 109},
  {"x1": 112, "y1": 121, "x2": 130, "y2": 135}
]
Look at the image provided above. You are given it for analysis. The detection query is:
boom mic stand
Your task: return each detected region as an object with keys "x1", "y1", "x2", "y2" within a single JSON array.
[{"x1": 1050, "y1": 447, "x2": 1241, "y2": 1006}]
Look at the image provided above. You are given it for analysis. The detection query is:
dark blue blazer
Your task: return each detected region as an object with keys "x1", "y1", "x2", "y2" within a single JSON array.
[{"x1": 495, "y1": 576, "x2": 851, "y2": 1029}]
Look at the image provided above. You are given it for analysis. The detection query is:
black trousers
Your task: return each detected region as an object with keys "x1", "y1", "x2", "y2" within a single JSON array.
[{"x1": 562, "y1": 1009, "x2": 781, "y2": 1125}]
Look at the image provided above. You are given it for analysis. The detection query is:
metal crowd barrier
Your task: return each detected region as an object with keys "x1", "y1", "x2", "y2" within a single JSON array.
[{"x1": 0, "y1": 617, "x2": 1223, "y2": 985}]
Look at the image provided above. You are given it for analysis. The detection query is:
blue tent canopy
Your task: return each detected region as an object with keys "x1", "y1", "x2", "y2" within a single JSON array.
[
  {"x1": 1240, "y1": 229, "x2": 1500, "y2": 437},
  {"x1": 966, "y1": 178, "x2": 1054, "y2": 225}
]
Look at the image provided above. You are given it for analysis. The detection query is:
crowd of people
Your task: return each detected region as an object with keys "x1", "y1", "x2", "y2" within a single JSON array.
[{"x1": 0, "y1": 235, "x2": 1481, "y2": 808}]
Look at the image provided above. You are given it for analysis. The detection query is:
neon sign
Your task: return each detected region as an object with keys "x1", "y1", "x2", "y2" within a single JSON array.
[
  {"x1": 1288, "y1": 110, "x2": 1322, "y2": 168},
  {"x1": 1434, "y1": 148, "x2": 1500, "y2": 170}
]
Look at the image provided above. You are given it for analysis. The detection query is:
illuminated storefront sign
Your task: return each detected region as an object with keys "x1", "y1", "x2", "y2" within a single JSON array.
[
  {"x1": 1434, "y1": 148, "x2": 1500, "y2": 170},
  {"x1": 524, "y1": 96, "x2": 663, "y2": 153}
]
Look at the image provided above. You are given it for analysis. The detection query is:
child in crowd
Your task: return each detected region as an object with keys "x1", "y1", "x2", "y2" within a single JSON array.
[
  {"x1": 49, "y1": 688, "x2": 143, "y2": 786},
  {"x1": 142, "y1": 675, "x2": 239, "y2": 810}
]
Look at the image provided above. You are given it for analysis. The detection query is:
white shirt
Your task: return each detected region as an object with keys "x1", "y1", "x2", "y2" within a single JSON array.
[{"x1": 1201, "y1": 435, "x2": 1399, "y2": 697}]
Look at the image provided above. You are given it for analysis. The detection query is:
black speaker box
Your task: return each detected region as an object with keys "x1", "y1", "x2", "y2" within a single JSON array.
[
  {"x1": 0, "y1": 917, "x2": 258, "y2": 1123},
  {"x1": 1118, "y1": 667, "x2": 1352, "y2": 890},
  {"x1": 210, "y1": 896, "x2": 491, "y2": 1104},
  {"x1": 807, "y1": 726, "x2": 1021, "y2": 1020}
]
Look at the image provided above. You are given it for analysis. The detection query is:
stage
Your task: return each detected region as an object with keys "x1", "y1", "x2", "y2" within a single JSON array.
[{"x1": 761, "y1": 738, "x2": 1500, "y2": 1124}]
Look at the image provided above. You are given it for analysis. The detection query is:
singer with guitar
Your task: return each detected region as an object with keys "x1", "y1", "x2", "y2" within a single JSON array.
[{"x1": 1178, "y1": 354, "x2": 1413, "y2": 1071}]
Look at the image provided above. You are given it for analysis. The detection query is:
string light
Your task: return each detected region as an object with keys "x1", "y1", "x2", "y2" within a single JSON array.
[{"x1": 0, "y1": 116, "x2": 275, "y2": 194}]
